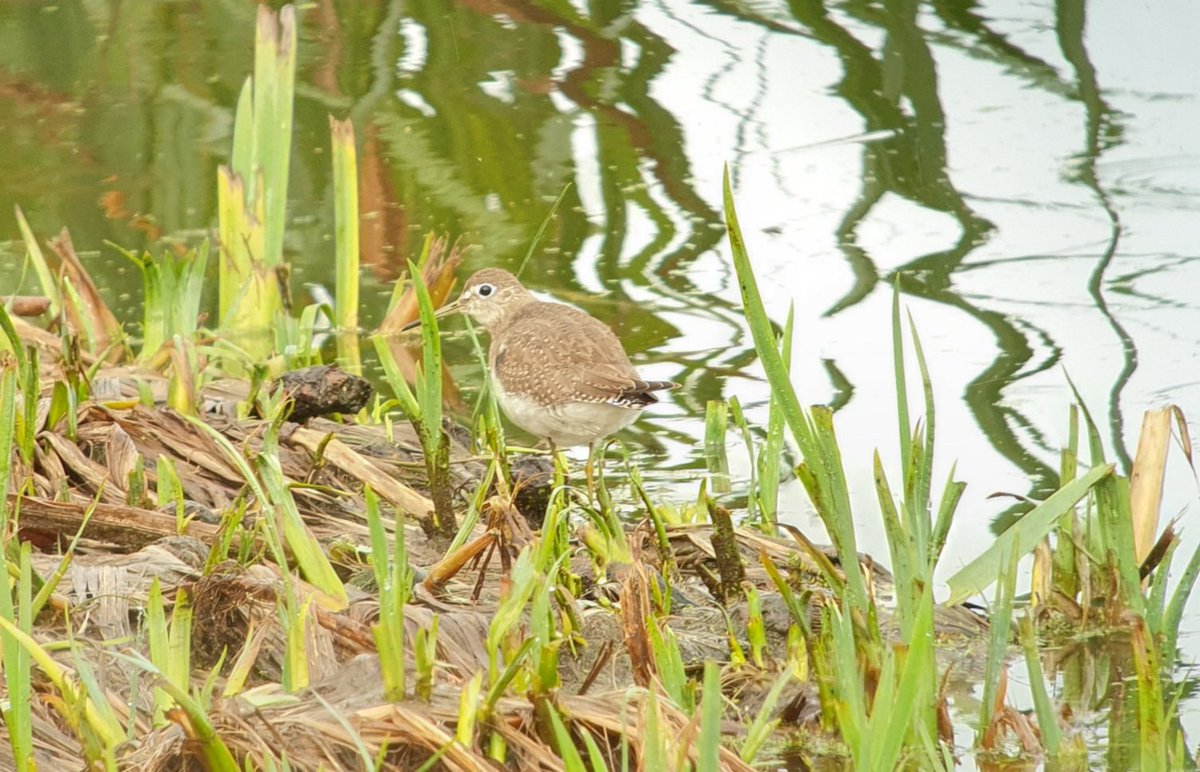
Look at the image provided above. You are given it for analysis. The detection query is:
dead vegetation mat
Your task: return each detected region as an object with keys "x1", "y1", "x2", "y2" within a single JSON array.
[{"x1": 0, "y1": 317, "x2": 987, "y2": 770}]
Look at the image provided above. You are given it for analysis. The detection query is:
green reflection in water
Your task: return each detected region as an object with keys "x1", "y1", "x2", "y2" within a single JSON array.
[{"x1": 0, "y1": 0, "x2": 1146, "y2": 530}]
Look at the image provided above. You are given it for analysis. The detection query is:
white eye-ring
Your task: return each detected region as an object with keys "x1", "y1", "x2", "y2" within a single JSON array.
[{"x1": 476, "y1": 283, "x2": 496, "y2": 298}]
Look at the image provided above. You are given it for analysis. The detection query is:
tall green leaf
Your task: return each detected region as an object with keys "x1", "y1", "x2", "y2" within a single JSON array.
[
  {"x1": 723, "y1": 165, "x2": 867, "y2": 613},
  {"x1": 945, "y1": 463, "x2": 1113, "y2": 604}
]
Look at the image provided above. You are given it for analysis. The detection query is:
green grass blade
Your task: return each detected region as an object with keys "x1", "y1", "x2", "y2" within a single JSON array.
[
  {"x1": 696, "y1": 661, "x2": 723, "y2": 772},
  {"x1": 944, "y1": 463, "x2": 1113, "y2": 604},
  {"x1": 865, "y1": 590, "x2": 937, "y2": 770},
  {"x1": 907, "y1": 312, "x2": 936, "y2": 550},
  {"x1": 366, "y1": 486, "x2": 409, "y2": 700},
  {"x1": 253, "y1": 4, "x2": 296, "y2": 266},
  {"x1": 0, "y1": 359, "x2": 17, "y2": 534},
  {"x1": 546, "y1": 702, "x2": 586, "y2": 772},
  {"x1": 146, "y1": 578, "x2": 172, "y2": 724},
  {"x1": 757, "y1": 305, "x2": 793, "y2": 531},
  {"x1": 0, "y1": 301, "x2": 27, "y2": 372},
  {"x1": 739, "y1": 667, "x2": 791, "y2": 763},
  {"x1": 71, "y1": 650, "x2": 125, "y2": 759},
  {"x1": 930, "y1": 462, "x2": 965, "y2": 569},
  {"x1": 873, "y1": 452, "x2": 917, "y2": 629},
  {"x1": 1162, "y1": 537, "x2": 1200, "y2": 658},
  {"x1": 482, "y1": 639, "x2": 534, "y2": 714},
  {"x1": 217, "y1": 163, "x2": 251, "y2": 326},
  {"x1": 642, "y1": 689, "x2": 667, "y2": 772},
  {"x1": 17, "y1": 343, "x2": 36, "y2": 464},
  {"x1": 230, "y1": 79, "x2": 254, "y2": 190},
  {"x1": 1019, "y1": 613, "x2": 1061, "y2": 754},
  {"x1": 724, "y1": 169, "x2": 868, "y2": 609},
  {"x1": 892, "y1": 281, "x2": 911, "y2": 477},
  {"x1": 722, "y1": 167, "x2": 811, "y2": 452},
  {"x1": 372, "y1": 334, "x2": 421, "y2": 419},
  {"x1": 0, "y1": 541, "x2": 32, "y2": 769},
  {"x1": 1062, "y1": 376, "x2": 1143, "y2": 611},
  {"x1": 977, "y1": 546, "x2": 1017, "y2": 741},
  {"x1": 704, "y1": 400, "x2": 731, "y2": 494},
  {"x1": 119, "y1": 651, "x2": 239, "y2": 772},
  {"x1": 0, "y1": 615, "x2": 124, "y2": 750},
  {"x1": 168, "y1": 588, "x2": 193, "y2": 705},
  {"x1": 578, "y1": 726, "x2": 610, "y2": 772},
  {"x1": 647, "y1": 620, "x2": 691, "y2": 712},
  {"x1": 826, "y1": 603, "x2": 866, "y2": 759},
  {"x1": 406, "y1": 260, "x2": 443, "y2": 447},
  {"x1": 14, "y1": 206, "x2": 60, "y2": 318},
  {"x1": 515, "y1": 183, "x2": 572, "y2": 279},
  {"x1": 256, "y1": 433, "x2": 348, "y2": 607},
  {"x1": 330, "y1": 116, "x2": 361, "y2": 373}
]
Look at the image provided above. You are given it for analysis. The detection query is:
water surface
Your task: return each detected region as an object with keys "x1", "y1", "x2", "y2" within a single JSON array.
[{"x1": 1, "y1": 0, "x2": 1198, "y2": 758}]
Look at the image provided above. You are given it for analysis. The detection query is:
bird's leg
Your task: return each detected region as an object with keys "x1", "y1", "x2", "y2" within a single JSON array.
[
  {"x1": 585, "y1": 441, "x2": 596, "y2": 502},
  {"x1": 548, "y1": 438, "x2": 568, "y2": 490}
]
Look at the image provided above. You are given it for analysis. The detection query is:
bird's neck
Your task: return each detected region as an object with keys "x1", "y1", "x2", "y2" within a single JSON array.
[{"x1": 488, "y1": 295, "x2": 538, "y2": 333}]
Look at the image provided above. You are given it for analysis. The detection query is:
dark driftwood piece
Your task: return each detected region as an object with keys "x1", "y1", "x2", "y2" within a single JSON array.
[
  {"x1": 12, "y1": 496, "x2": 223, "y2": 551},
  {"x1": 274, "y1": 365, "x2": 373, "y2": 422},
  {"x1": 3, "y1": 296, "x2": 51, "y2": 316},
  {"x1": 707, "y1": 497, "x2": 747, "y2": 603},
  {"x1": 509, "y1": 454, "x2": 553, "y2": 527}
]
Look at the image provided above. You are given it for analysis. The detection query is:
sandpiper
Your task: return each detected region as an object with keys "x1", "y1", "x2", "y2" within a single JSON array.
[{"x1": 411, "y1": 268, "x2": 677, "y2": 449}]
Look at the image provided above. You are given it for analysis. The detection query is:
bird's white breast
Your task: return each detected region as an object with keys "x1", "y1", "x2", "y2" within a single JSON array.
[{"x1": 493, "y1": 377, "x2": 642, "y2": 447}]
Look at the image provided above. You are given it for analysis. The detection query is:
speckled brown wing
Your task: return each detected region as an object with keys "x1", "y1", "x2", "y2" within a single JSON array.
[{"x1": 490, "y1": 301, "x2": 667, "y2": 407}]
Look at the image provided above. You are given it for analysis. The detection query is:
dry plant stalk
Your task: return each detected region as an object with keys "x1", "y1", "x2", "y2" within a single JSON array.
[
  {"x1": 1129, "y1": 406, "x2": 1190, "y2": 563},
  {"x1": 377, "y1": 235, "x2": 464, "y2": 335},
  {"x1": 619, "y1": 557, "x2": 655, "y2": 687}
]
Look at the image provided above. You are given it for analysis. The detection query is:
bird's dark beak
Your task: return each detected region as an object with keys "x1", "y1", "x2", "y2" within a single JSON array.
[{"x1": 401, "y1": 299, "x2": 461, "y2": 332}]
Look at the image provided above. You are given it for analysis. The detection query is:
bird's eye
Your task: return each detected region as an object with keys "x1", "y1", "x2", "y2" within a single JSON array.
[{"x1": 477, "y1": 283, "x2": 496, "y2": 298}]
